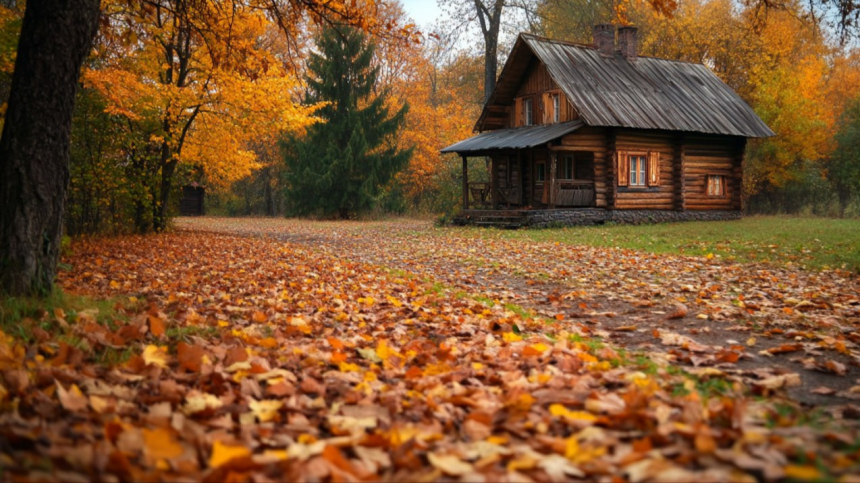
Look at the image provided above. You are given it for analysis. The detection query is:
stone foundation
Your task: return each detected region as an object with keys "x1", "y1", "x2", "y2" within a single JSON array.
[{"x1": 455, "y1": 209, "x2": 741, "y2": 228}]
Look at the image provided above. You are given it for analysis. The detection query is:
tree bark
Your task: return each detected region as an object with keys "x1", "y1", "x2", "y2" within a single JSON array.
[
  {"x1": 0, "y1": 0, "x2": 101, "y2": 296},
  {"x1": 473, "y1": 0, "x2": 505, "y2": 103}
]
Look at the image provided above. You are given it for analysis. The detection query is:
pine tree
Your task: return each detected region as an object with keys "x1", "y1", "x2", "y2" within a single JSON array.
[{"x1": 283, "y1": 26, "x2": 412, "y2": 218}]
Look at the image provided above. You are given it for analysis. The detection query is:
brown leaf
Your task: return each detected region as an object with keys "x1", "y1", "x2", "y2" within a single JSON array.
[
  {"x1": 811, "y1": 386, "x2": 836, "y2": 395},
  {"x1": 300, "y1": 377, "x2": 325, "y2": 395},
  {"x1": 56, "y1": 380, "x2": 88, "y2": 412},
  {"x1": 177, "y1": 342, "x2": 204, "y2": 372},
  {"x1": 223, "y1": 346, "x2": 248, "y2": 366},
  {"x1": 666, "y1": 303, "x2": 688, "y2": 319},
  {"x1": 427, "y1": 452, "x2": 473, "y2": 476}
]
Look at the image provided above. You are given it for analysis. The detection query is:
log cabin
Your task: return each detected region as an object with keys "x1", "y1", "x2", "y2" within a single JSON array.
[{"x1": 441, "y1": 25, "x2": 774, "y2": 227}]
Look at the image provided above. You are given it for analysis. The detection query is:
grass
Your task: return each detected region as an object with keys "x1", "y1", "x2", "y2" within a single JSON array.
[
  {"x1": 0, "y1": 290, "x2": 129, "y2": 342},
  {"x1": 451, "y1": 216, "x2": 860, "y2": 272},
  {"x1": 0, "y1": 289, "x2": 143, "y2": 366}
]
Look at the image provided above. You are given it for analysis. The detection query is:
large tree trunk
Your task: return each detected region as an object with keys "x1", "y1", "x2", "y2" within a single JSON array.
[
  {"x1": 0, "y1": 0, "x2": 101, "y2": 296},
  {"x1": 474, "y1": 0, "x2": 505, "y2": 103}
]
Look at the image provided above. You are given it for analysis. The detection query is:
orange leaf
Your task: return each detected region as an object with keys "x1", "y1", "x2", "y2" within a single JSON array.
[
  {"x1": 142, "y1": 427, "x2": 183, "y2": 462},
  {"x1": 327, "y1": 337, "x2": 345, "y2": 351},
  {"x1": 666, "y1": 303, "x2": 688, "y2": 320},
  {"x1": 209, "y1": 440, "x2": 251, "y2": 468},
  {"x1": 148, "y1": 315, "x2": 166, "y2": 337},
  {"x1": 177, "y1": 342, "x2": 204, "y2": 372},
  {"x1": 252, "y1": 311, "x2": 267, "y2": 323},
  {"x1": 224, "y1": 346, "x2": 248, "y2": 366}
]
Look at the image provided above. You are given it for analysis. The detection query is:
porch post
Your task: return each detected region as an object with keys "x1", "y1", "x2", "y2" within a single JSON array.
[
  {"x1": 548, "y1": 150, "x2": 557, "y2": 208},
  {"x1": 462, "y1": 155, "x2": 469, "y2": 210}
]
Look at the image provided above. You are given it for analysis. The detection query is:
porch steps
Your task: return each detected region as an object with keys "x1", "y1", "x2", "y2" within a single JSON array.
[{"x1": 454, "y1": 211, "x2": 529, "y2": 228}]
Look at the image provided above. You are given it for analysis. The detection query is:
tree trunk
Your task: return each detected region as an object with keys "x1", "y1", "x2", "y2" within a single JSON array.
[
  {"x1": 474, "y1": 0, "x2": 505, "y2": 103},
  {"x1": 0, "y1": 0, "x2": 100, "y2": 296},
  {"x1": 154, "y1": 156, "x2": 177, "y2": 232}
]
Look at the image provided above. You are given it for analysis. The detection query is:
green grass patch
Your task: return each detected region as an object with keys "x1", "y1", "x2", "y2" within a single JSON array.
[
  {"x1": 0, "y1": 289, "x2": 129, "y2": 343},
  {"x1": 446, "y1": 216, "x2": 860, "y2": 272}
]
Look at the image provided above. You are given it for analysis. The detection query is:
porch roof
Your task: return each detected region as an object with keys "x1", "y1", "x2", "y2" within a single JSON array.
[{"x1": 441, "y1": 120, "x2": 584, "y2": 154}]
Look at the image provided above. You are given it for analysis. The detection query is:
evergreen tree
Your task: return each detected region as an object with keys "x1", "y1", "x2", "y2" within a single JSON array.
[{"x1": 283, "y1": 26, "x2": 412, "y2": 218}]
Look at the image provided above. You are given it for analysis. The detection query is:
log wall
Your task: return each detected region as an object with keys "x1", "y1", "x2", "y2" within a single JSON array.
[
  {"x1": 613, "y1": 129, "x2": 675, "y2": 210},
  {"x1": 683, "y1": 134, "x2": 744, "y2": 211},
  {"x1": 552, "y1": 128, "x2": 743, "y2": 211}
]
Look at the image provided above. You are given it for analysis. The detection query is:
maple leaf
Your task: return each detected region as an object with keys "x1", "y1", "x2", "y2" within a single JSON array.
[
  {"x1": 248, "y1": 399, "x2": 283, "y2": 422},
  {"x1": 183, "y1": 391, "x2": 223, "y2": 415},
  {"x1": 142, "y1": 345, "x2": 168, "y2": 368},
  {"x1": 209, "y1": 440, "x2": 251, "y2": 468},
  {"x1": 142, "y1": 427, "x2": 184, "y2": 463},
  {"x1": 56, "y1": 381, "x2": 88, "y2": 412}
]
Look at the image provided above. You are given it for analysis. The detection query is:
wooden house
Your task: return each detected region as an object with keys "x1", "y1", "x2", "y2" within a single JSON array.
[{"x1": 442, "y1": 25, "x2": 774, "y2": 227}]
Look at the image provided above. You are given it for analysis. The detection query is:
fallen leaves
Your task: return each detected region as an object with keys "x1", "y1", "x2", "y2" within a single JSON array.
[{"x1": 0, "y1": 220, "x2": 855, "y2": 482}]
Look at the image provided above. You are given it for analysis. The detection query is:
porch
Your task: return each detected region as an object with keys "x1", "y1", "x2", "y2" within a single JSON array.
[{"x1": 440, "y1": 121, "x2": 602, "y2": 216}]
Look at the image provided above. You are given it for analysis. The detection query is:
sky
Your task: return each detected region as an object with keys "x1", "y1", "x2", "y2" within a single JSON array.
[{"x1": 398, "y1": 0, "x2": 444, "y2": 30}]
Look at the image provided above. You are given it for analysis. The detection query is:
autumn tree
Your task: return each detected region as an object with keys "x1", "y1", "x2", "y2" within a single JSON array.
[
  {"x1": 0, "y1": 0, "x2": 100, "y2": 296},
  {"x1": 282, "y1": 26, "x2": 412, "y2": 219},
  {"x1": 829, "y1": 97, "x2": 860, "y2": 216},
  {"x1": 87, "y1": 1, "x2": 324, "y2": 232}
]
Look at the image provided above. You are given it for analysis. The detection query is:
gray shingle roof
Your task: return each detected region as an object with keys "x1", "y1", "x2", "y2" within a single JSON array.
[
  {"x1": 475, "y1": 33, "x2": 774, "y2": 138},
  {"x1": 441, "y1": 121, "x2": 584, "y2": 154}
]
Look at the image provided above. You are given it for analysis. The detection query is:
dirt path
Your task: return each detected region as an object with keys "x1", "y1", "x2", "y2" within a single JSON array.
[{"x1": 178, "y1": 217, "x2": 860, "y2": 407}]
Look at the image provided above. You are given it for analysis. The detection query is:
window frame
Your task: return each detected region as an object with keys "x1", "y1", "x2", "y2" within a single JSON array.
[
  {"x1": 628, "y1": 153, "x2": 648, "y2": 187},
  {"x1": 552, "y1": 94, "x2": 560, "y2": 123},
  {"x1": 561, "y1": 155, "x2": 574, "y2": 179},
  {"x1": 535, "y1": 162, "x2": 546, "y2": 182},
  {"x1": 523, "y1": 98, "x2": 533, "y2": 126},
  {"x1": 707, "y1": 174, "x2": 726, "y2": 197}
]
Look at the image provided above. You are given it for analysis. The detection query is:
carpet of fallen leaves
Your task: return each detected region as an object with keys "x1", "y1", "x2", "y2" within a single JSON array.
[{"x1": 1, "y1": 218, "x2": 859, "y2": 482}]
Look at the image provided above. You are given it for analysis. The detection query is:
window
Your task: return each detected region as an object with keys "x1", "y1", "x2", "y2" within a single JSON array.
[
  {"x1": 524, "y1": 98, "x2": 533, "y2": 126},
  {"x1": 707, "y1": 175, "x2": 725, "y2": 196},
  {"x1": 561, "y1": 155, "x2": 574, "y2": 179},
  {"x1": 617, "y1": 151, "x2": 659, "y2": 187},
  {"x1": 629, "y1": 155, "x2": 647, "y2": 186},
  {"x1": 536, "y1": 163, "x2": 546, "y2": 182},
  {"x1": 552, "y1": 94, "x2": 560, "y2": 123}
]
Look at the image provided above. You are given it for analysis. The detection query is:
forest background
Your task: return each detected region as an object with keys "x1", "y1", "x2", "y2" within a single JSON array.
[{"x1": 2, "y1": 0, "x2": 859, "y2": 234}]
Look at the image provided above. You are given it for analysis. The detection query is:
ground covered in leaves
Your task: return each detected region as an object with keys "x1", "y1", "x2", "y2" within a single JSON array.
[{"x1": 1, "y1": 217, "x2": 859, "y2": 482}]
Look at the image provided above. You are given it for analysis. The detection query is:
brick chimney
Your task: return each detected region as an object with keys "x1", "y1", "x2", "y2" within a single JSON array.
[
  {"x1": 592, "y1": 24, "x2": 615, "y2": 57},
  {"x1": 617, "y1": 26, "x2": 638, "y2": 61}
]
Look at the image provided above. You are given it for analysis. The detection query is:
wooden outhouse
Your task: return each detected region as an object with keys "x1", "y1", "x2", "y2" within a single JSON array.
[{"x1": 442, "y1": 25, "x2": 774, "y2": 227}]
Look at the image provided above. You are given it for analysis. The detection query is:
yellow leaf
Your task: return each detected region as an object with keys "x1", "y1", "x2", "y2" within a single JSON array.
[
  {"x1": 338, "y1": 362, "x2": 361, "y2": 372},
  {"x1": 249, "y1": 399, "x2": 283, "y2": 422},
  {"x1": 142, "y1": 345, "x2": 169, "y2": 368},
  {"x1": 385, "y1": 295, "x2": 402, "y2": 307},
  {"x1": 209, "y1": 440, "x2": 251, "y2": 468},
  {"x1": 502, "y1": 332, "x2": 523, "y2": 343},
  {"x1": 550, "y1": 404, "x2": 598, "y2": 422},
  {"x1": 486, "y1": 435, "x2": 508, "y2": 445},
  {"x1": 784, "y1": 465, "x2": 821, "y2": 481}
]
